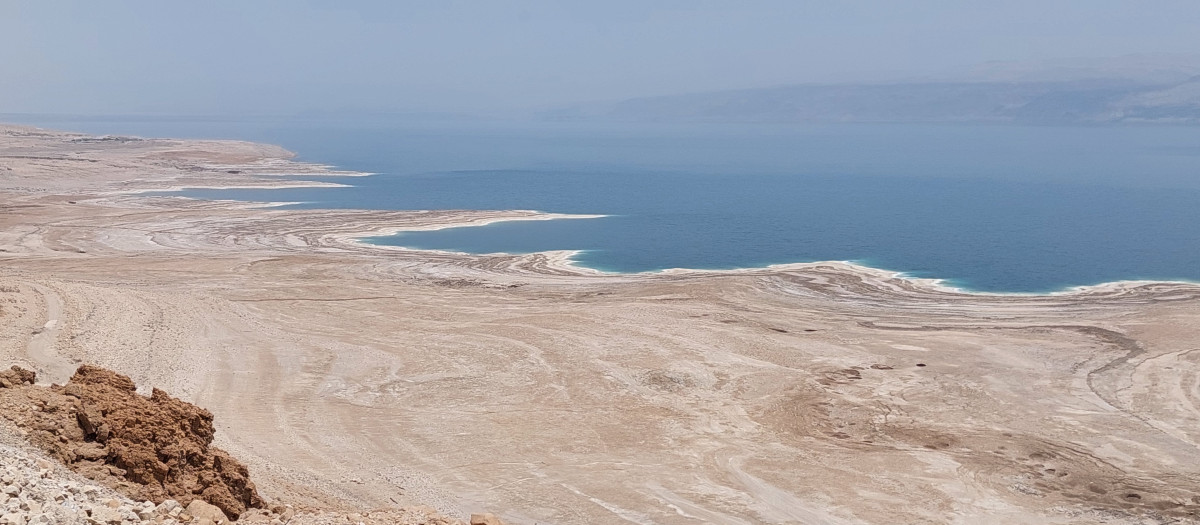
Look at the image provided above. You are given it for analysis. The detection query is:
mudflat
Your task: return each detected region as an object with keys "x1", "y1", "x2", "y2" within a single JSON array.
[{"x1": 2, "y1": 123, "x2": 1199, "y2": 524}]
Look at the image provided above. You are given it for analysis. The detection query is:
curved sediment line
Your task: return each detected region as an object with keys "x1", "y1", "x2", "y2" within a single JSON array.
[{"x1": 7, "y1": 123, "x2": 1200, "y2": 524}]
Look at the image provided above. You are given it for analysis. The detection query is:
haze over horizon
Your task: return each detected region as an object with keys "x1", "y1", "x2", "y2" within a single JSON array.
[
  {"x1": 7, "y1": 3, "x2": 1200, "y2": 525},
  {"x1": 4, "y1": 1, "x2": 1200, "y2": 117}
]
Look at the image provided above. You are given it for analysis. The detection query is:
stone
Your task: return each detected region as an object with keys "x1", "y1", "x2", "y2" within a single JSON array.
[
  {"x1": 0, "y1": 512, "x2": 25, "y2": 525},
  {"x1": 470, "y1": 513, "x2": 506, "y2": 525},
  {"x1": 8, "y1": 366, "x2": 262, "y2": 517},
  {"x1": 88, "y1": 506, "x2": 123, "y2": 524},
  {"x1": 156, "y1": 499, "x2": 180, "y2": 514},
  {"x1": 136, "y1": 503, "x2": 156, "y2": 520},
  {"x1": 0, "y1": 486, "x2": 17, "y2": 497},
  {"x1": 0, "y1": 366, "x2": 36, "y2": 388},
  {"x1": 186, "y1": 499, "x2": 229, "y2": 523}
]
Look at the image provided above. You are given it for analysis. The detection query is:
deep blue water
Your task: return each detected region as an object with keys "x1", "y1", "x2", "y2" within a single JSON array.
[{"x1": 9, "y1": 115, "x2": 1200, "y2": 292}]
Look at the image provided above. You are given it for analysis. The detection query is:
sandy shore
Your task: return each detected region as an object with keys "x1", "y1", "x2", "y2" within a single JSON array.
[{"x1": 2, "y1": 123, "x2": 1200, "y2": 524}]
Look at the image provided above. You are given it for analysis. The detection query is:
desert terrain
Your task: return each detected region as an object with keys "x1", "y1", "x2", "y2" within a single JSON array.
[{"x1": 1, "y1": 123, "x2": 1198, "y2": 524}]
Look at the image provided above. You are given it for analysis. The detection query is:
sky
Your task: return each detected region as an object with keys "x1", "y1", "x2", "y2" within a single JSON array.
[{"x1": 3, "y1": 1, "x2": 1200, "y2": 116}]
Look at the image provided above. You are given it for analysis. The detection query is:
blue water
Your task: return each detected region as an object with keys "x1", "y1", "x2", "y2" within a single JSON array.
[{"x1": 10, "y1": 115, "x2": 1200, "y2": 292}]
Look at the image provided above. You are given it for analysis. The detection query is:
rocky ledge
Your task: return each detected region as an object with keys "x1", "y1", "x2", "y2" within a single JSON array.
[
  {"x1": 0, "y1": 366, "x2": 500, "y2": 525},
  {"x1": 0, "y1": 365, "x2": 260, "y2": 519}
]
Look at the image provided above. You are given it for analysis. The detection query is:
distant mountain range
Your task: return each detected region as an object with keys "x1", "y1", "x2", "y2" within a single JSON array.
[{"x1": 545, "y1": 55, "x2": 1200, "y2": 124}]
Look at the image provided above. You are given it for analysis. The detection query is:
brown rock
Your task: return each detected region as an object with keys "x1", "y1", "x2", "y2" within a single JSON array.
[
  {"x1": 0, "y1": 365, "x2": 35, "y2": 388},
  {"x1": 0, "y1": 364, "x2": 264, "y2": 519},
  {"x1": 74, "y1": 442, "x2": 107, "y2": 461},
  {"x1": 470, "y1": 513, "x2": 505, "y2": 525},
  {"x1": 76, "y1": 405, "x2": 103, "y2": 437},
  {"x1": 186, "y1": 499, "x2": 230, "y2": 523}
]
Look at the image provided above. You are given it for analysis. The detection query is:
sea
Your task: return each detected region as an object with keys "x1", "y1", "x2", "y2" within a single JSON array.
[{"x1": 9, "y1": 114, "x2": 1200, "y2": 293}]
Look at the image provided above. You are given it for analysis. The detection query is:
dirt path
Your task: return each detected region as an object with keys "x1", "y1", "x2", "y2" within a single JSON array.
[{"x1": 25, "y1": 283, "x2": 75, "y2": 384}]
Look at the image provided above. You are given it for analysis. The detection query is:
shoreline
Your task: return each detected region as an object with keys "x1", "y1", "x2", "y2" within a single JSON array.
[
  {"x1": 54, "y1": 120, "x2": 1188, "y2": 298},
  {"x1": 348, "y1": 216, "x2": 1200, "y2": 296},
  {"x1": 5, "y1": 122, "x2": 1200, "y2": 523},
  {"x1": 8, "y1": 119, "x2": 1196, "y2": 297}
]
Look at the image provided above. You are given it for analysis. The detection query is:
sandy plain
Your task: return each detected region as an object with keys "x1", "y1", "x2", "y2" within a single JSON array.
[{"x1": 1, "y1": 123, "x2": 1199, "y2": 524}]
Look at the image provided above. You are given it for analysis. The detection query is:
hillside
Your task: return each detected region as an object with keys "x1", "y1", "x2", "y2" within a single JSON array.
[{"x1": 545, "y1": 56, "x2": 1200, "y2": 124}]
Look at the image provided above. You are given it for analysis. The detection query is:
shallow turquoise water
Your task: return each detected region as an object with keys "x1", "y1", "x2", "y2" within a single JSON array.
[{"x1": 15, "y1": 116, "x2": 1200, "y2": 292}]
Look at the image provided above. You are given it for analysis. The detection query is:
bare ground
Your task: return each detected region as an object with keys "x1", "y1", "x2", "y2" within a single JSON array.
[{"x1": 2, "y1": 124, "x2": 1199, "y2": 524}]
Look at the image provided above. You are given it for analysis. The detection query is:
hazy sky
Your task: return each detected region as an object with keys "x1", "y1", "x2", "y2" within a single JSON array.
[{"x1": 3, "y1": 1, "x2": 1200, "y2": 115}]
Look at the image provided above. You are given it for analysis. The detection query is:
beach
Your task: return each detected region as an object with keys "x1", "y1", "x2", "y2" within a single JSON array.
[{"x1": 3, "y1": 123, "x2": 1200, "y2": 524}]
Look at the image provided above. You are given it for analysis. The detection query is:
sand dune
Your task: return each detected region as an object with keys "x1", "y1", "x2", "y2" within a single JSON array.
[{"x1": 2, "y1": 124, "x2": 1199, "y2": 524}]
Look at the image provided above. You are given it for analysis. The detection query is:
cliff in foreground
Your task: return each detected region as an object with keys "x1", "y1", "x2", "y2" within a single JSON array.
[{"x1": 0, "y1": 365, "x2": 491, "y2": 525}]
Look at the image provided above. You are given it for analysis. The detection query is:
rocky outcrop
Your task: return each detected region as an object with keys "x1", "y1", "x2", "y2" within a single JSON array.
[
  {"x1": 0, "y1": 364, "x2": 497, "y2": 524},
  {"x1": 0, "y1": 436, "x2": 470, "y2": 525},
  {"x1": 0, "y1": 365, "x2": 262, "y2": 519},
  {"x1": 0, "y1": 367, "x2": 35, "y2": 389}
]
